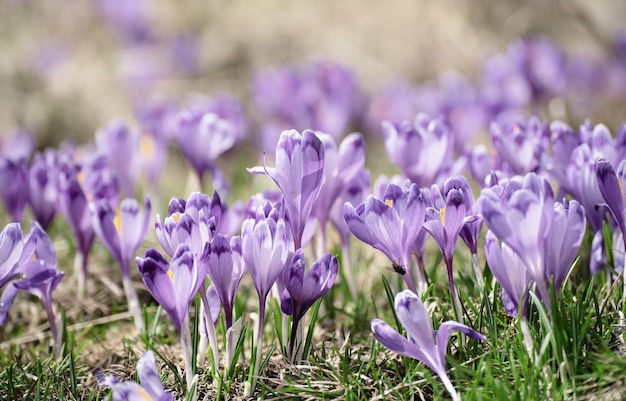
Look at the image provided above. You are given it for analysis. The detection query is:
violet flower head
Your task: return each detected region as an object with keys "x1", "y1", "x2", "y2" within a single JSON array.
[
  {"x1": 314, "y1": 132, "x2": 365, "y2": 247},
  {"x1": 90, "y1": 197, "x2": 151, "y2": 275},
  {"x1": 489, "y1": 115, "x2": 549, "y2": 176},
  {"x1": 0, "y1": 223, "x2": 34, "y2": 291},
  {"x1": 241, "y1": 207, "x2": 294, "y2": 302},
  {"x1": 281, "y1": 250, "x2": 338, "y2": 357},
  {"x1": 344, "y1": 181, "x2": 427, "y2": 293},
  {"x1": 249, "y1": 129, "x2": 325, "y2": 249},
  {"x1": 365, "y1": 80, "x2": 420, "y2": 136},
  {"x1": 442, "y1": 175, "x2": 482, "y2": 255},
  {"x1": 485, "y1": 230, "x2": 531, "y2": 317},
  {"x1": 176, "y1": 108, "x2": 238, "y2": 192},
  {"x1": 330, "y1": 169, "x2": 371, "y2": 246},
  {"x1": 371, "y1": 290, "x2": 485, "y2": 401},
  {"x1": 0, "y1": 157, "x2": 29, "y2": 222},
  {"x1": 203, "y1": 234, "x2": 245, "y2": 329},
  {"x1": 96, "y1": 121, "x2": 142, "y2": 197},
  {"x1": 187, "y1": 94, "x2": 247, "y2": 143},
  {"x1": 545, "y1": 199, "x2": 585, "y2": 289},
  {"x1": 0, "y1": 130, "x2": 34, "y2": 162},
  {"x1": 382, "y1": 113, "x2": 453, "y2": 187},
  {"x1": 137, "y1": 244, "x2": 207, "y2": 333},
  {"x1": 28, "y1": 150, "x2": 59, "y2": 229},
  {"x1": 98, "y1": 350, "x2": 174, "y2": 401}
]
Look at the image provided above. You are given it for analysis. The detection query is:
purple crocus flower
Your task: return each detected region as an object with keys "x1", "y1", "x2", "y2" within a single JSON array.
[
  {"x1": 203, "y1": 234, "x2": 245, "y2": 329},
  {"x1": 485, "y1": 230, "x2": 531, "y2": 317},
  {"x1": 344, "y1": 181, "x2": 427, "y2": 293},
  {"x1": 596, "y1": 158, "x2": 626, "y2": 269},
  {"x1": 90, "y1": 197, "x2": 151, "y2": 331},
  {"x1": 28, "y1": 150, "x2": 59, "y2": 229},
  {"x1": 371, "y1": 290, "x2": 485, "y2": 401},
  {"x1": 241, "y1": 205, "x2": 294, "y2": 395},
  {"x1": 137, "y1": 244, "x2": 208, "y2": 389},
  {"x1": 98, "y1": 350, "x2": 174, "y2": 401},
  {"x1": 249, "y1": 129, "x2": 325, "y2": 249},
  {"x1": 0, "y1": 223, "x2": 34, "y2": 292},
  {"x1": 489, "y1": 116, "x2": 549, "y2": 176},
  {"x1": 365, "y1": 80, "x2": 420, "y2": 136},
  {"x1": 96, "y1": 121, "x2": 142, "y2": 198},
  {"x1": 0, "y1": 157, "x2": 29, "y2": 222},
  {"x1": 313, "y1": 132, "x2": 365, "y2": 253},
  {"x1": 281, "y1": 250, "x2": 338, "y2": 360},
  {"x1": 176, "y1": 109, "x2": 239, "y2": 193},
  {"x1": 382, "y1": 113, "x2": 453, "y2": 187},
  {"x1": 0, "y1": 130, "x2": 34, "y2": 162},
  {"x1": 0, "y1": 222, "x2": 64, "y2": 357},
  {"x1": 481, "y1": 173, "x2": 554, "y2": 306}
]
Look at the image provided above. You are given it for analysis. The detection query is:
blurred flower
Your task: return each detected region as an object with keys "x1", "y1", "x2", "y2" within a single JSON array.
[
  {"x1": 96, "y1": 121, "x2": 142, "y2": 197},
  {"x1": 365, "y1": 80, "x2": 420, "y2": 136},
  {"x1": 489, "y1": 115, "x2": 549, "y2": 175},
  {"x1": 344, "y1": 181, "x2": 427, "y2": 293},
  {"x1": 98, "y1": 350, "x2": 174, "y2": 401},
  {"x1": 0, "y1": 157, "x2": 28, "y2": 222},
  {"x1": 371, "y1": 290, "x2": 485, "y2": 401},
  {"x1": 249, "y1": 129, "x2": 325, "y2": 249},
  {"x1": 382, "y1": 113, "x2": 453, "y2": 187},
  {"x1": 0, "y1": 223, "x2": 34, "y2": 291},
  {"x1": 0, "y1": 130, "x2": 34, "y2": 162},
  {"x1": 596, "y1": 158, "x2": 626, "y2": 263},
  {"x1": 28, "y1": 150, "x2": 59, "y2": 230},
  {"x1": 281, "y1": 250, "x2": 337, "y2": 360}
]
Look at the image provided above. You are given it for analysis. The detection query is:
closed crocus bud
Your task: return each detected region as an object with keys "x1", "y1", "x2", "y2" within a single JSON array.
[
  {"x1": 382, "y1": 113, "x2": 453, "y2": 187},
  {"x1": 28, "y1": 150, "x2": 59, "y2": 230},
  {"x1": 0, "y1": 157, "x2": 29, "y2": 222},
  {"x1": 249, "y1": 129, "x2": 325, "y2": 249}
]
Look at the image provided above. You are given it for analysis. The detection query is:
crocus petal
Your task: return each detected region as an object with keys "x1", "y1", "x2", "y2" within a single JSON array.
[{"x1": 596, "y1": 158, "x2": 626, "y2": 238}]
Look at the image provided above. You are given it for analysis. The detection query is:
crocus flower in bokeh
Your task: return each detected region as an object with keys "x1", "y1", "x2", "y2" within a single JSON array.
[
  {"x1": 0, "y1": 157, "x2": 29, "y2": 222},
  {"x1": 176, "y1": 109, "x2": 239, "y2": 194},
  {"x1": 98, "y1": 350, "x2": 174, "y2": 401},
  {"x1": 281, "y1": 250, "x2": 337, "y2": 361},
  {"x1": 0, "y1": 222, "x2": 64, "y2": 357},
  {"x1": 137, "y1": 244, "x2": 208, "y2": 390},
  {"x1": 0, "y1": 130, "x2": 34, "y2": 163},
  {"x1": 489, "y1": 115, "x2": 549, "y2": 176},
  {"x1": 365, "y1": 80, "x2": 420, "y2": 136},
  {"x1": 371, "y1": 290, "x2": 485, "y2": 401},
  {"x1": 242, "y1": 204, "x2": 294, "y2": 395},
  {"x1": 249, "y1": 129, "x2": 325, "y2": 249},
  {"x1": 96, "y1": 121, "x2": 142, "y2": 198},
  {"x1": 28, "y1": 150, "x2": 59, "y2": 230},
  {"x1": 596, "y1": 158, "x2": 626, "y2": 271},
  {"x1": 90, "y1": 197, "x2": 151, "y2": 332},
  {"x1": 344, "y1": 181, "x2": 427, "y2": 293},
  {"x1": 382, "y1": 113, "x2": 453, "y2": 187}
]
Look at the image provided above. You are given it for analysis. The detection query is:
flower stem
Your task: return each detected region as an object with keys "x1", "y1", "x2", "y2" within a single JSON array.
[
  {"x1": 74, "y1": 251, "x2": 87, "y2": 299},
  {"x1": 121, "y1": 272, "x2": 144, "y2": 332},
  {"x1": 44, "y1": 299, "x2": 61, "y2": 359},
  {"x1": 180, "y1": 315, "x2": 194, "y2": 392},
  {"x1": 446, "y1": 258, "x2": 463, "y2": 326},
  {"x1": 342, "y1": 242, "x2": 357, "y2": 301},
  {"x1": 199, "y1": 286, "x2": 220, "y2": 376},
  {"x1": 245, "y1": 299, "x2": 266, "y2": 396}
]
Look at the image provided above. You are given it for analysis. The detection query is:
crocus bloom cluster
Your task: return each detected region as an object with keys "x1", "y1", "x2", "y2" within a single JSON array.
[
  {"x1": 98, "y1": 350, "x2": 174, "y2": 401},
  {"x1": 382, "y1": 113, "x2": 453, "y2": 187},
  {"x1": 372, "y1": 290, "x2": 485, "y2": 401},
  {"x1": 249, "y1": 129, "x2": 325, "y2": 250},
  {"x1": 345, "y1": 180, "x2": 427, "y2": 294}
]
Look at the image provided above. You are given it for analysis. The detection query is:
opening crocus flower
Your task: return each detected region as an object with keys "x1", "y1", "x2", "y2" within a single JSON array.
[
  {"x1": 281, "y1": 250, "x2": 338, "y2": 361},
  {"x1": 98, "y1": 350, "x2": 174, "y2": 401},
  {"x1": 249, "y1": 129, "x2": 326, "y2": 250},
  {"x1": 371, "y1": 290, "x2": 485, "y2": 401},
  {"x1": 0, "y1": 223, "x2": 34, "y2": 291},
  {"x1": 137, "y1": 244, "x2": 208, "y2": 390},
  {"x1": 382, "y1": 113, "x2": 453, "y2": 187},
  {"x1": 0, "y1": 222, "x2": 64, "y2": 357},
  {"x1": 242, "y1": 204, "x2": 294, "y2": 395},
  {"x1": 90, "y1": 197, "x2": 151, "y2": 332},
  {"x1": 344, "y1": 181, "x2": 427, "y2": 294}
]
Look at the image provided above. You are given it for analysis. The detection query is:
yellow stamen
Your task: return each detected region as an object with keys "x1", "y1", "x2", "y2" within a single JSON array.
[
  {"x1": 77, "y1": 171, "x2": 85, "y2": 185},
  {"x1": 618, "y1": 173, "x2": 623, "y2": 193},
  {"x1": 167, "y1": 269, "x2": 175, "y2": 282},
  {"x1": 31, "y1": 254, "x2": 37, "y2": 261},
  {"x1": 140, "y1": 134, "x2": 155, "y2": 157},
  {"x1": 113, "y1": 208, "x2": 122, "y2": 236},
  {"x1": 440, "y1": 207, "x2": 446, "y2": 225},
  {"x1": 172, "y1": 212, "x2": 180, "y2": 223},
  {"x1": 385, "y1": 199, "x2": 393, "y2": 208},
  {"x1": 135, "y1": 388, "x2": 154, "y2": 401}
]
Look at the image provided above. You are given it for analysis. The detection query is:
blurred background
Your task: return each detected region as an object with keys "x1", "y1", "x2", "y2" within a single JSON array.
[{"x1": 2, "y1": 0, "x2": 626, "y2": 149}]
